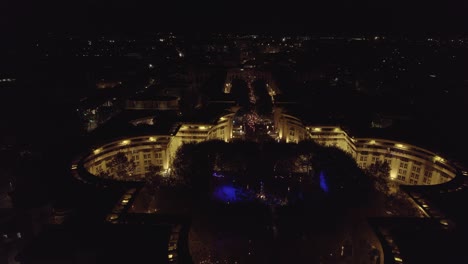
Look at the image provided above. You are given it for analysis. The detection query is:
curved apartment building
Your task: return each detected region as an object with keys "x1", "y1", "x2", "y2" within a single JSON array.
[{"x1": 74, "y1": 108, "x2": 460, "y2": 186}]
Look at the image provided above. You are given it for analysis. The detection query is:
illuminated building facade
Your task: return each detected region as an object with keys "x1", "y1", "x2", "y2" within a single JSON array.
[
  {"x1": 82, "y1": 136, "x2": 172, "y2": 180},
  {"x1": 75, "y1": 109, "x2": 458, "y2": 187},
  {"x1": 274, "y1": 108, "x2": 308, "y2": 143},
  {"x1": 208, "y1": 114, "x2": 235, "y2": 142},
  {"x1": 307, "y1": 126, "x2": 457, "y2": 186}
]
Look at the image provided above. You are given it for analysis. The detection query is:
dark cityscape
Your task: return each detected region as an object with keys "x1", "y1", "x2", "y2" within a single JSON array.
[{"x1": 1, "y1": 1, "x2": 468, "y2": 263}]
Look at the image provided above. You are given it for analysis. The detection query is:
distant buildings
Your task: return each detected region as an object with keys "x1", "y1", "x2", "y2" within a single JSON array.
[{"x1": 126, "y1": 96, "x2": 179, "y2": 111}]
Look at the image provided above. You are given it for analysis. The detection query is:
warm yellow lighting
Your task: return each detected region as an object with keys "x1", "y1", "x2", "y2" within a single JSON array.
[
  {"x1": 434, "y1": 156, "x2": 445, "y2": 163},
  {"x1": 369, "y1": 140, "x2": 376, "y2": 144},
  {"x1": 199, "y1": 126, "x2": 207, "y2": 130},
  {"x1": 440, "y1": 219, "x2": 449, "y2": 226},
  {"x1": 71, "y1": 164, "x2": 78, "y2": 170},
  {"x1": 219, "y1": 117, "x2": 226, "y2": 121},
  {"x1": 395, "y1": 143, "x2": 405, "y2": 148},
  {"x1": 334, "y1": 128, "x2": 341, "y2": 132},
  {"x1": 390, "y1": 171, "x2": 397, "y2": 180},
  {"x1": 168, "y1": 254, "x2": 174, "y2": 259},
  {"x1": 149, "y1": 137, "x2": 156, "y2": 142},
  {"x1": 313, "y1": 128, "x2": 321, "y2": 132},
  {"x1": 121, "y1": 199, "x2": 129, "y2": 205},
  {"x1": 394, "y1": 256, "x2": 403, "y2": 262},
  {"x1": 120, "y1": 140, "x2": 130, "y2": 145},
  {"x1": 106, "y1": 214, "x2": 119, "y2": 221},
  {"x1": 93, "y1": 148, "x2": 102, "y2": 155}
]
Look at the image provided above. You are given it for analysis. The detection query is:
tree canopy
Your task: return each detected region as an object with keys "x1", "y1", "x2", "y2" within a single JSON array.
[
  {"x1": 107, "y1": 152, "x2": 136, "y2": 180},
  {"x1": 171, "y1": 139, "x2": 371, "y2": 203}
]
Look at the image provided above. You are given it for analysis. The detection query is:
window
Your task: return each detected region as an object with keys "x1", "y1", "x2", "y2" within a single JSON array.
[
  {"x1": 422, "y1": 177, "x2": 431, "y2": 184},
  {"x1": 143, "y1": 153, "x2": 151, "y2": 159},
  {"x1": 155, "y1": 152, "x2": 162, "y2": 159},
  {"x1": 133, "y1": 155, "x2": 139, "y2": 161},
  {"x1": 360, "y1": 156, "x2": 368, "y2": 162},
  {"x1": 400, "y1": 162, "x2": 408, "y2": 169},
  {"x1": 372, "y1": 157, "x2": 378, "y2": 162},
  {"x1": 144, "y1": 160, "x2": 151, "y2": 165},
  {"x1": 412, "y1": 166, "x2": 421, "y2": 173},
  {"x1": 410, "y1": 172, "x2": 419, "y2": 179},
  {"x1": 409, "y1": 179, "x2": 417, "y2": 184},
  {"x1": 397, "y1": 175, "x2": 406, "y2": 181},
  {"x1": 398, "y1": 169, "x2": 407, "y2": 175},
  {"x1": 424, "y1": 170, "x2": 433, "y2": 177},
  {"x1": 156, "y1": 159, "x2": 162, "y2": 165}
]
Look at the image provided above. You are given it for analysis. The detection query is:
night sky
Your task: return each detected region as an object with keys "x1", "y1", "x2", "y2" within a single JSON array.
[{"x1": 3, "y1": 0, "x2": 468, "y2": 36}]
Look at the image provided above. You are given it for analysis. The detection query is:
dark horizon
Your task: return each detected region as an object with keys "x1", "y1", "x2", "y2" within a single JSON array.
[{"x1": 4, "y1": 1, "x2": 468, "y2": 37}]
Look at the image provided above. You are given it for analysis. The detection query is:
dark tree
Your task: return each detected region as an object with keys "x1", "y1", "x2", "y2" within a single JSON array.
[
  {"x1": 172, "y1": 143, "x2": 198, "y2": 185},
  {"x1": 144, "y1": 165, "x2": 163, "y2": 194},
  {"x1": 107, "y1": 152, "x2": 136, "y2": 180},
  {"x1": 171, "y1": 141, "x2": 224, "y2": 195},
  {"x1": 312, "y1": 146, "x2": 371, "y2": 202},
  {"x1": 364, "y1": 160, "x2": 391, "y2": 195}
]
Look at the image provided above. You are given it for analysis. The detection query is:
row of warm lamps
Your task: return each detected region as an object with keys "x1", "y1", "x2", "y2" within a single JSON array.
[{"x1": 92, "y1": 137, "x2": 161, "y2": 155}]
